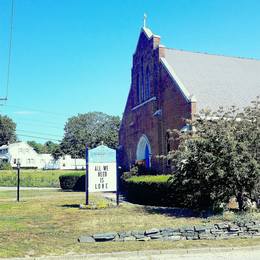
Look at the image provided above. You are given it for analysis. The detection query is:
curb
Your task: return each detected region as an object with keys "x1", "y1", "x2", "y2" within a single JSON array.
[{"x1": 2, "y1": 246, "x2": 260, "y2": 260}]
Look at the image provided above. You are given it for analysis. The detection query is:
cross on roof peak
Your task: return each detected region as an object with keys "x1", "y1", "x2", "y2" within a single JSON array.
[{"x1": 143, "y1": 13, "x2": 147, "y2": 28}]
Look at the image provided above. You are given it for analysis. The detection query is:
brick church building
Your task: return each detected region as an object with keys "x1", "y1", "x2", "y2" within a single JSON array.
[{"x1": 119, "y1": 25, "x2": 260, "y2": 172}]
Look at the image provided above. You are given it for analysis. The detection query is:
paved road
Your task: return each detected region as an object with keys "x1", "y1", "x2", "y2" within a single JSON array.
[{"x1": 3, "y1": 247, "x2": 260, "y2": 260}]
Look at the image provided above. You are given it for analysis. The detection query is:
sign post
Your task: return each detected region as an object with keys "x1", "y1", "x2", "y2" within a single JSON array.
[
  {"x1": 85, "y1": 146, "x2": 89, "y2": 205},
  {"x1": 86, "y1": 144, "x2": 118, "y2": 205},
  {"x1": 16, "y1": 160, "x2": 20, "y2": 202}
]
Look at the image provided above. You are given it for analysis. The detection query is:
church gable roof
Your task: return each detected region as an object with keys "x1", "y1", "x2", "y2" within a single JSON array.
[{"x1": 163, "y1": 48, "x2": 260, "y2": 111}]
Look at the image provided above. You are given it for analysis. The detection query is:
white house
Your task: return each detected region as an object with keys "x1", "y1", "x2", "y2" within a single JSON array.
[
  {"x1": 0, "y1": 142, "x2": 39, "y2": 168},
  {"x1": 0, "y1": 142, "x2": 86, "y2": 170},
  {"x1": 38, "y1": 154, "x2": 60, "y2": 170},
  {"x1": 58, "y1": 155, "x2": 85, "y2": 170}
]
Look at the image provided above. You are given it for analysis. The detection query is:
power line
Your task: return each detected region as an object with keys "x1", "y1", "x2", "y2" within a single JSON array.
[
  {"x1": 14, "y1": 117, "x2": 65, "y2": 127},
  {"x1": 15, "y1": 121, "x2": 63, "y2": 130},
  {"x1": 1, "y1": 0, "x2": 15, "y2": 101},
  {"x1": 17, "y1": 129, "x2": 63, "y2": 138},
  {"x1": 0, "y1": 110, "x2": 66, "y2": 128},
  {"x1": 4, "y1": 104, "x2": 71, "y2": 117},
  {"x1": 16, "y1": 134, "x2": 61, "y2": 142},
  {"x1": 5, "y1": 0, "x2": 15, "y2": 100}
]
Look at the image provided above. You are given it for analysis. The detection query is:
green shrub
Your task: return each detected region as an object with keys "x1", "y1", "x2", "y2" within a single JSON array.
[
  {"x1": 123, "y1": 175, "x2": 175, "y2": 206},
  {"x1": 59, "y1": 172, "x2": 85, "y2": 191},
  {"x1": 0, "y1": 170, "x2": 85, "y2": 187},
  {"x1": 0, "y1": 161, "x2": 12, "y2": 170}
]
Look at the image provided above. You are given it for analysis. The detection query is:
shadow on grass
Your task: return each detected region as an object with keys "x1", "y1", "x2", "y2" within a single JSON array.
[
  {"x1": 61, "y1": 204, "x2": 80, "y2": 208},
  {"x1": 143, "y1": 206, "x2": 211, "y2": 218}
]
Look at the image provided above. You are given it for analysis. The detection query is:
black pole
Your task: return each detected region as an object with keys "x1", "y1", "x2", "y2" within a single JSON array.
[
  {"x1": 17, "y1": 163, "x2": 20, "y2": 202},
  {"x1": 85, "y1": 146, "x2": 89, "y2": 205}
]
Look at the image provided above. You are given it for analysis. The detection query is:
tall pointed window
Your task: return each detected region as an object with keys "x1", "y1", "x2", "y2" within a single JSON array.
[
  {"x1": 145, "y1": 66, "x2": 150, "y2": 99},
  {"x1": 141, "y1": 57, "x2": 145, "y2": 102},
  {"x1": 136, "y1": 74, "x2": 143, "y2": 103},
  {"x1": 136, "y1": 74, "x2": 140, "y2": 103}
]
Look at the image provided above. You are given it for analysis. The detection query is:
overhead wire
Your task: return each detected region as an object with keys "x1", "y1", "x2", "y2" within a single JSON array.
[
  {"x1": 16, "y1": 129, "x2": 63, "y2": 138},
  {"x1": 16, "y1": 134, "x2": 61, "y2": 142},
  {"x1": 15, "y1": 121, "x2": 63, "y2": 130},
  {"x1": 14, "y1": 117, "x2": 66, "y2": 128},
  {"x1": 1, "y1": 0, "x2": 15, "y2": 101},
  {"x1": 0, "y1": 0, "x2": 75, "y2": 144},
  {"x1": 5, "y1": 0, "x2": 15, "y2": 100},
  {"x1": 4, "y1": 104, "x2": 72, "y2": 117}
]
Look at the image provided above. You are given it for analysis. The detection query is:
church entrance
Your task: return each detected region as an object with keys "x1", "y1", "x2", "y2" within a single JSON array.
[{"x1": 136, "y1": 134, "x2": 151, "y2": 168}]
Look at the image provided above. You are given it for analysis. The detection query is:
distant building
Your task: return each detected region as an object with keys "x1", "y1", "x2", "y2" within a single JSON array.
[
  {"x1": 0, "y1": 142, "x2": 39, "y2": 168},
  {"x1": 0, "y1": 142, "x2": 85, "y2": 170},
  {"x1": 58, "y1": 155, "x2": 85, "y2": 170},
  {"x1": 119, "y1": 25, "x2": 260, "y2": 172}
]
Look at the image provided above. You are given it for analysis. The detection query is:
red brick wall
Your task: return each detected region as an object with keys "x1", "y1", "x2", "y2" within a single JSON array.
[{"x1": 119, "y1": 29, "x2": 195, "y2": 172}]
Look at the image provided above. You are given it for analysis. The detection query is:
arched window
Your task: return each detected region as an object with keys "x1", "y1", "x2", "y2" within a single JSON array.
[
  {"x1": 145, "y1": 67, "x2": 150, "y2": 99},
  {"x1": 141, "y1": 57, "x2": 145, "y2": 102},
  {"x1": 136, "y1": 74, "x2": 140, "y2": 103}
]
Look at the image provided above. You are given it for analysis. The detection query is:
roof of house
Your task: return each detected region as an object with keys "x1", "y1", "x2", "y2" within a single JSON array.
[{"x1": 163, "y1": 48, "x2": 260, "y2": 111}]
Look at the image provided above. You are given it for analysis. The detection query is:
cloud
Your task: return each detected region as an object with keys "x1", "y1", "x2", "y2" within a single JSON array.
[{"x1": 14, "y1": 110, "x2": 38, "y2": 115}]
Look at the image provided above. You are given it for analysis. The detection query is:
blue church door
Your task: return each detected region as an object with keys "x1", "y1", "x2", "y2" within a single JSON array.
[{"x1": 145, "y1": 144, "x2": 150, "y2": 168}]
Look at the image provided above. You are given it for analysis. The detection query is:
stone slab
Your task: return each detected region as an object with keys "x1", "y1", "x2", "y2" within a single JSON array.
[
  {"x1": 78, "y1": 236, "x2": 95, "y2": 243},
  {"x1": 145, "y1": 228, "x2": 160, "y2": 235},
  {"x1": 124, "y1": 236, "x2": 136, "y2": 241},
  {"x1": 93, "y1": 232, "x2": 117, "y2": 241}
]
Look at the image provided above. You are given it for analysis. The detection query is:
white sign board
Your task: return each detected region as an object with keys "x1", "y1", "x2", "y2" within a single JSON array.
[
  {"x1": 88, "y1": 162, "x2": 116, "y2": 192},
  {"x1": 87, "y1": 144, "x2": 117, "y2": 193}
]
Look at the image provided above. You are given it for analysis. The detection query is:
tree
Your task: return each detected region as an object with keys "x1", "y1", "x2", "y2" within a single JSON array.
[
  {"x1": 168, "y1": 98, "x2": 260, "y2": 212},
  {"x1": 27, "y1": 141, "x2": 59, "y2": 154},
  {"x1": 0, "y1": 115, "x2": 16, "y2": 146},
  {"x1": 60, "y1": 112, "x2": 121, "y2": 158},
  {"x1": 44, "y1": 141, "x2": 59, "y2": 154},
  {"x1": 27, "y1": 141, "x2": 45, "y2": 153},
  {"x1": 51, "y1": 145, "x2": 64, "y2": 160}
]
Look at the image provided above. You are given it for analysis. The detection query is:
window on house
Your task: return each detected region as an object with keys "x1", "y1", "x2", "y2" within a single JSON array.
[
  {"x1": 141, "y1": 57, "x2": 145, "y2": 102},
  {"x1": 136, "y1": 74, "x2": 141, "y2": 103},
  {"x1": 14, "y1": 158, "x2": 16, "y2": 164},
  {"x1": 154, "y1": 64, "x2": 158, "y2": 96},
  {"x1": 145, "y1": 66, "x2": 150, "y2": 99}
]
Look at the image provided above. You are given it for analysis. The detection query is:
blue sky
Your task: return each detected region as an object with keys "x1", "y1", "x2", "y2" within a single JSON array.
[{"x1": 0, "y1": 0, "x2": 259, "y2": 143}]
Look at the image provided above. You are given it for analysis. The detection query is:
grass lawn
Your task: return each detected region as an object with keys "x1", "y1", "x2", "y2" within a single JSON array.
[
  {"x1": 0, "y1": 169, "x2": 85, "y2": 187},
  {"x1": 0, "y1": 190, "x2": 259, "y2": 258}
]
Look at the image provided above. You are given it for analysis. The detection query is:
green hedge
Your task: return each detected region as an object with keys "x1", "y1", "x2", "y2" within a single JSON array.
[
  {"x1": 0, "y1": 170, "x2": 85, "y2": 187},
  {"x1": 59, "y1": 172, "x2": 85, "y2": 191},
  {"x1": 123, "y1": 175, "x2": 176, "y2": 206}
]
